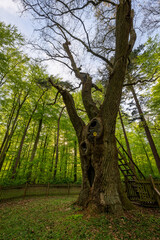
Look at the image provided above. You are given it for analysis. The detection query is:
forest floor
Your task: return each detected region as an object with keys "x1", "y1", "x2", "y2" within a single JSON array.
[{"x1": 0, "y1": 195, "x2": 160, "y2": 240}]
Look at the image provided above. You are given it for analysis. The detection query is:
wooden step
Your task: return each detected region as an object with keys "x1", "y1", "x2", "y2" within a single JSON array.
[{"x1": 119, "y1": 164, "x2": 128, "y2": 167}]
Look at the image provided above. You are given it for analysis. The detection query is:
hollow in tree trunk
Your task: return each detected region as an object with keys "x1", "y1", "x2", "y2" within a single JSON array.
[
  {"x1": 46, "y1": 0, "x2": 135, "y2": 214},
  {"x1": 77, "y1": 117, "x2": 123, "y2": 213}
]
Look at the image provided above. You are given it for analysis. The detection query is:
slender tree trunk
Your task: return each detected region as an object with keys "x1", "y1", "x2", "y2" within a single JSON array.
[
  {"x1": 0, "y1": 123, "x2": 18, "y2": 171},
  {"x1": 39, "y1": 134, "x2": 48, "y2": 176},
  {"x1": 119, "y1": 110, "x2": 136, "y2": 173},
  {"x1": 50, "y1": 136, "x2": 57, "y2": 173},
  {"x1": 27, "y1": 118, "x2": 43, "y2": 182},
  {"x1": 136, "y1": 131, "x2": 154, "y2": 175},
  {"x1": 119, "y1": 110, "x2": 133, "y2": 159},
  {"x1": 34, "y1": 138, "x2": 44, "y2": 183},
  {"x1": 0, "y1": 141, "x2": 12, "y2": 172},
  {"x1": 130, "y1": 85, "x2": 160, "y2": 173},
  {"x1": 30, "y1": 118, "x2": 43, "y2": 163},
  {"x1": 0, "y1": 160, "x2": 8, "y2": 178},
  {"x1": 0, "y1": 94, "x2": 17, "y2": 153},
  {"x1": 64, "y1": 144, "x2": 68, "y2": 180},
  {"x1": 0, "y1": 92, "x2": 29, "y2": 170},
  {"x1": 22, "y1": 124, "x2": 36, "y2": 177},
  {"x1": 59, "y1": 144, "x2": 65, "y2": 177},
  {"x1": 12, "y1": 92, "x2": 45, "y2": 177},
  {"x1": 1, "y1": 155, "x2": 14, "y2": 179},
  {"x1": 12, "y1": 117, "x2": 33, "y2": 177},
  {"x1": 53, "y1": 107, "x2": 65, "y2": 179},
  {"x1": 73, "y1": 140, "x2": 77, "y2": 183},
  {"x1": 142, "y1": 141, "x2": 154, "y2": 175}
]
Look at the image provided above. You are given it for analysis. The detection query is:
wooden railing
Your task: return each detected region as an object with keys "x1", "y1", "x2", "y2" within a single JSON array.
[
  {"x1": 0, "y1": 183, "x2": 81, "y2": 202},
  {"x1": 1, "y1": 179, "x2": 160, "y2": 207},
  {"x1": 150, "y1": 175, "x2": 160, "y2": 207},
  {"x1": 125, "y1": 178, "x2": 160, "y2": 207}
]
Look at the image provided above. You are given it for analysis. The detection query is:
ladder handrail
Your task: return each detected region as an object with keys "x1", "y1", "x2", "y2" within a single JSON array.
[
  {"x1": 150, "y1": 175, "x2": 160, "y2": 205},
  {"x1": 118, "y1": 149, "x2": 138, "y2": 180},
  {"x1": 116, "y1": 137, "x2": 145, "y2": 179}
]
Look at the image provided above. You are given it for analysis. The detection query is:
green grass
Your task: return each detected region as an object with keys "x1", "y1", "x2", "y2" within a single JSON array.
[{"x1": 0, "y1": 196, "x2": 160, "y2": 240}]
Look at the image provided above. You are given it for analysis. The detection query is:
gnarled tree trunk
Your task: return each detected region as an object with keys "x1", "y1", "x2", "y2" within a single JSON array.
[
  {"x1": 47, "y1": 0, "x2": 135, "y2": 214},
  {"x1": 77, "y1": 117, "x2": 122, "y2": 213}
]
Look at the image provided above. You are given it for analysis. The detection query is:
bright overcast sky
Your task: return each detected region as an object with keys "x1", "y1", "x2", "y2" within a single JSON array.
[
  {"x1": 0, "y1": 0, "x2": 34, "y2": 39},
  {"x1": 0, "y1": 0, "x2": 75, "y2": 81},
  {"x1": 0, "y1": 0, "x2": 158, "y2": 83}
]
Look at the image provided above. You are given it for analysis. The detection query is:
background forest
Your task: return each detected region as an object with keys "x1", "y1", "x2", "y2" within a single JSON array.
[{"x1": 0, "y1": 21, "x2": 160, "y2": 187}]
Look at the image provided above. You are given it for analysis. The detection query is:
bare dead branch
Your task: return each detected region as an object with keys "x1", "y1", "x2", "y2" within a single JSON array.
[
  {"x1": 47, "y1": 90, "x2": 61, "y2": 105},
  {"x1": 51, "y1": 0, "x2": 105, "y2": 14},
  {"x1": 124, "y1": 74, "x2": 159, "y2": 87}
]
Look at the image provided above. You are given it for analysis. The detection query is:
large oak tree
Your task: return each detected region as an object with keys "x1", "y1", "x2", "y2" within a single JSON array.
[{"x1": 19, "y1": 0, "x2": 137, "y2": 214}]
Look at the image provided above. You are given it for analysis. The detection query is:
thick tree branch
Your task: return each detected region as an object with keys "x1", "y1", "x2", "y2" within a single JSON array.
[
  {"x1": 101, "y1": 0, "x2": 132, "y2": 126},
  {"x1": 48, "y1": 78, "x2": 85, "y2": 140},
  {"x1": 62, "y1": 41, "x2": 82, "y2": 79},
  {"x1": 127, "y1": 9, "x2": 136, "y2": 56},
  {"x1": 63, "y1": 41, "x2": 99, "y2": 120},
  {"x1": 81, "y1": 75, "x2": 99, "y2": 120}
]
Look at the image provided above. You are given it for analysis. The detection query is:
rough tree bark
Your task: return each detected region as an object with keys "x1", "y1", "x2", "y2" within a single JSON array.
[
  {"x1": 21, "y1": 0, "x2": 136, "y2": 214},
  {"x1": 48, "y1": 0, "x2": 136, "y2": 214}
]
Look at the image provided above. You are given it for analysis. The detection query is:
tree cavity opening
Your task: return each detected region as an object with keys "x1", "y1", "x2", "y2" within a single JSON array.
[
  {"x1": 81, "y1": 142, "x2": 87, "y2": 151},
  {"x1": 80, "y1": 140, "x2": 90, "y2": 155},
  {"x1": 90, "y1": 120, "x2": 97, "y2": 128},
  {"x1": 87, "y1": 117, "x2": 103, "y2": 139},
  {"x1": 87, "y1": 164, "x2": 95, "y2": 187}
]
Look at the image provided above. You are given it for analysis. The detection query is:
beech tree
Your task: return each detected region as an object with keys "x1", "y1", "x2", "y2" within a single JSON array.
[
  {"x1": 18, "y1": 0, "x2": 138, "y2": 214},
  {"x1": 0, "y1": 21, "x2": 28, "y2": 87}
]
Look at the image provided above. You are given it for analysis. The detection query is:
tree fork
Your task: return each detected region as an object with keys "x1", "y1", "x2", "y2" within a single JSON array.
[
  {"x1": 28, "y1": 0, "x2": 136, "y2": 213},
  {"x1": 63, "y1": 40, "x2": 99, "y2": 120}
]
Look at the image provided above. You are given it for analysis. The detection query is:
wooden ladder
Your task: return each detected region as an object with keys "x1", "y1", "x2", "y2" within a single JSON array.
[
  {"x1": 116, "y1": 138, "x2": 160, "y2": 207},
  {"x1": 116, "y1": 138, "x2": 145, "y2": 180},
  {"x1": 116, "y1": 139, "x2": 160, "y2": 207},
  {"x1": 118, "y1": 153, "x2": 137, "y2": 181}
]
